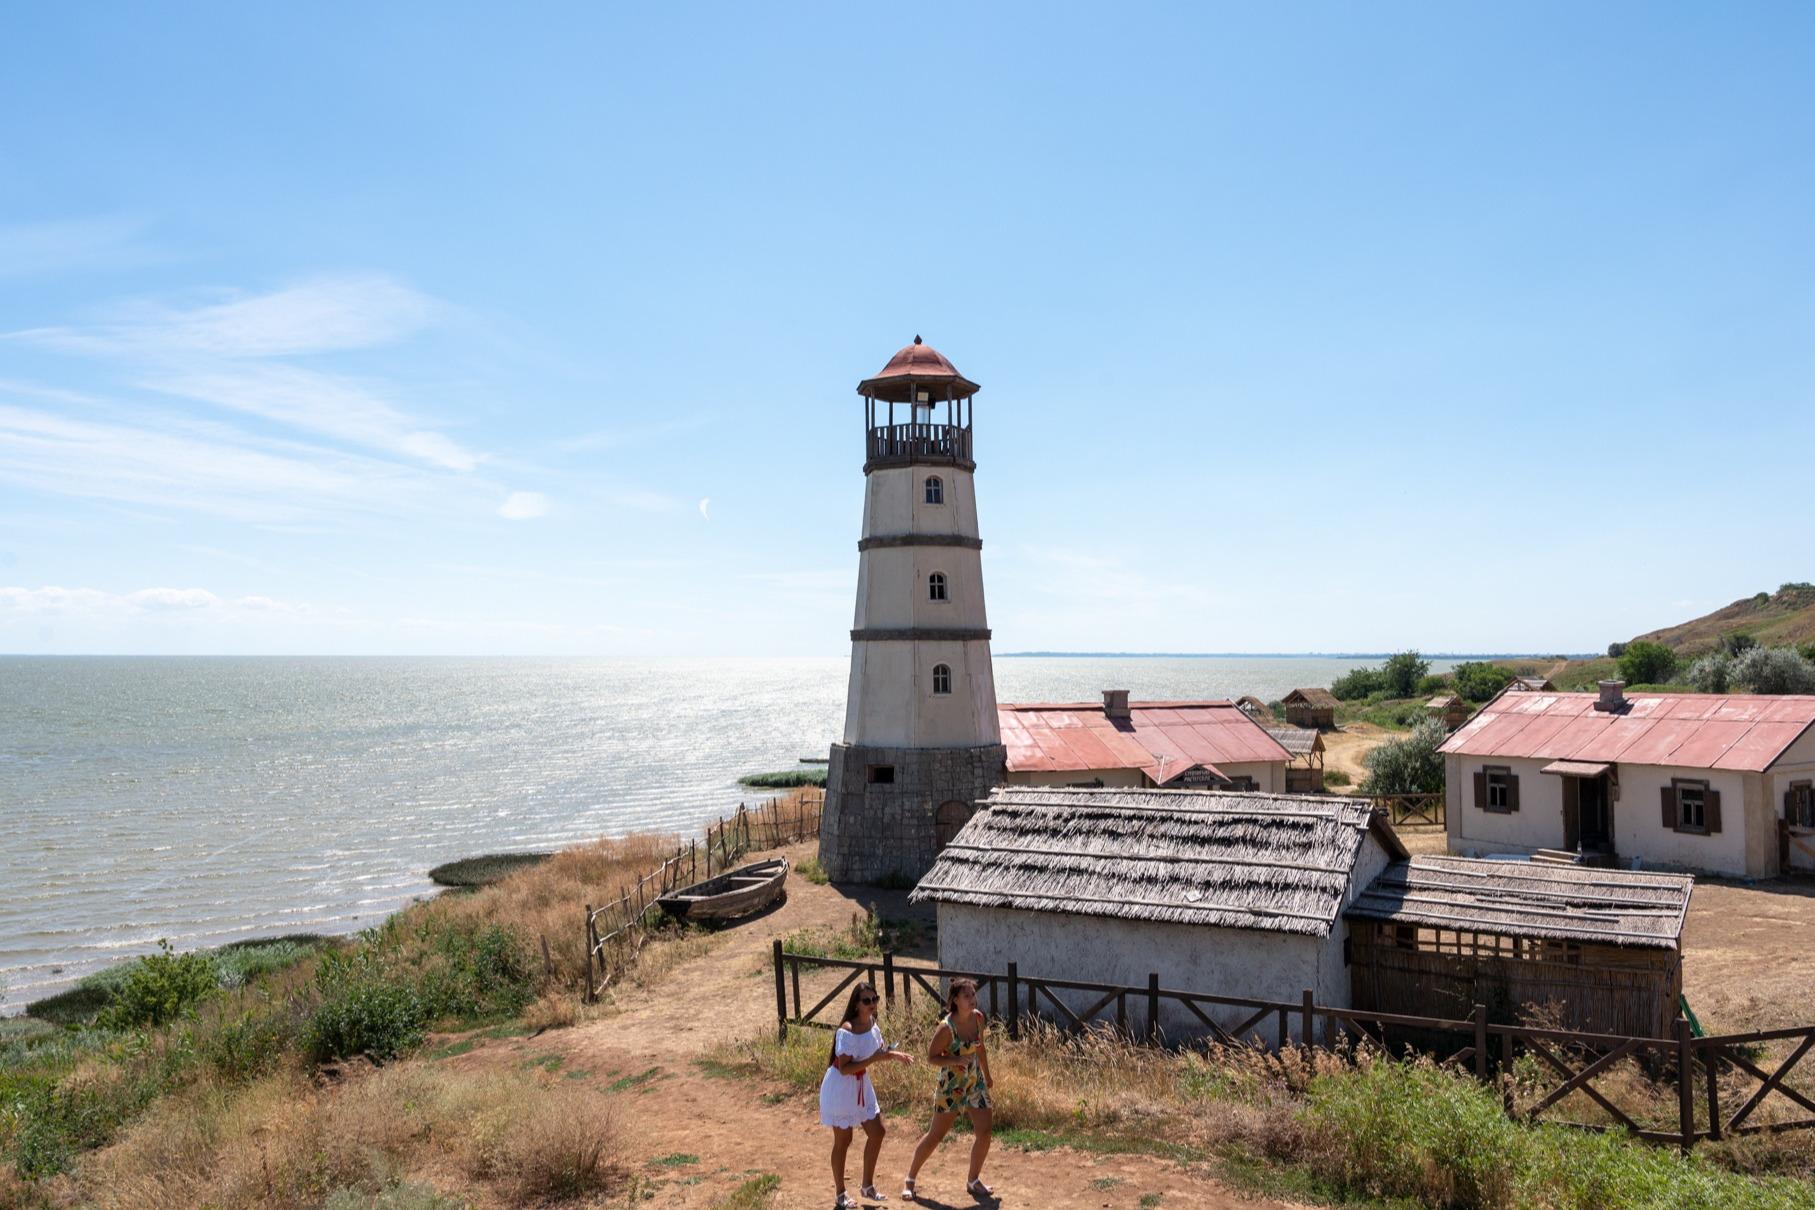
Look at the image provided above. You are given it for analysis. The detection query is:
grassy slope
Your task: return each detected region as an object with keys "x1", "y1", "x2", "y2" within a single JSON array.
[{"x1": 1633, "y1": 585, "x2": 1815, "y2": 656}]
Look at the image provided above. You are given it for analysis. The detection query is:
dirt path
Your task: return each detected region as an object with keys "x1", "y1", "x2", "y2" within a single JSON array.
[
  {"x1": 1319, "y1": 722, "x2": 1393, "y2": 786},
  {"x1": 452, "y1": 842, "x2": 1297, "y2": 1209}
]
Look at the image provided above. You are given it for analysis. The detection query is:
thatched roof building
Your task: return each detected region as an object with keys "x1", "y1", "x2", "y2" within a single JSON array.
[
  {"x1": 1344, "y1": 855, "x2": 1692, "y2": 1036},
  {"x1": 913, "y1": 786, "x2": 1405, "y2": 937},
  {"x1": 1347, "y1": 856, "x2": 1691, "y2": 949},
  {"x1": 1265, "y1": 725, "x2": 1326, "y2": 791},
  {"x1": 912, "y1": 787, "x2": 1406, "y2": 1044},
  {"x1": 1281, "y1": 687, "x2": 1339, "y2": 730}
]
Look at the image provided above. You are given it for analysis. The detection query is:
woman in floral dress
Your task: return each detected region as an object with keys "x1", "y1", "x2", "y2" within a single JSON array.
[{"x1": 901, "y1": 978, "x2": 994, "y2": 1202}]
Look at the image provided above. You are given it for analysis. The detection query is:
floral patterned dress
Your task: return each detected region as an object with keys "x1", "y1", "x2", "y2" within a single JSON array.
[{"x1": 933, "y1": 1011, "x2": 990, "y2": 1113}]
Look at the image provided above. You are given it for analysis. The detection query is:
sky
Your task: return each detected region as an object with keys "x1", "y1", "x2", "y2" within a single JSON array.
[{"x1": 2, "y1": 3, "x2": 1812, "y2": 657}]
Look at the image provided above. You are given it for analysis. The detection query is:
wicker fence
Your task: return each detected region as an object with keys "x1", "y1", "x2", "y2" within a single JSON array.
[
  {"x1": 774, "y1": 947, "x2": 1815, "y2": 1149},
  {"x1": 583, "y1": 791, "x2": 822, "y2": 1001}
]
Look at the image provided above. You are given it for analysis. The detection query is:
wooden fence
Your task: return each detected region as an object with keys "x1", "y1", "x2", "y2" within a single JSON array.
[
  {"x1": 1370, "y1": 791, "x2": 1444, "y2": 827},
  {"x1": 773, "y1": 947, "x2": 1815, "y2": 1149},
  {"x1": 582, "y1": 791, "x2": 822, "y2": 1001}
]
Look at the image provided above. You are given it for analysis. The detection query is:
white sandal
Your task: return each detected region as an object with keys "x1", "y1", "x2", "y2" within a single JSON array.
[
  {"x1": 967, "y1": 1177, "x2": 994, "y2": 1198},
  {"x1": 835, "y1": 1194, "x2": 857, "y2": 1209},
  {"x1": 861, "y1": 1186, "x2": 887, "y2": 1202},
  {"x1": 900, "y1": 1176, "x2": 918, "y2": 1202}
]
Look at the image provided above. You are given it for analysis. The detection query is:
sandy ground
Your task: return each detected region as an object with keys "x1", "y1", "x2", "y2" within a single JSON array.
[
  {"x1": 1680, "y1": 876, "x2": 1815, "y2": 1032},
  {"x1": 1318, "y1": 722, "x2": 1395, "y2": 787},
  {"x1": 448, "y1": 841, "x2": 1298, "y2": 1210}
]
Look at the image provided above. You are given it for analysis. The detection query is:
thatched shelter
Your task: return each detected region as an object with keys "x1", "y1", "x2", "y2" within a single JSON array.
[
  {"x1": 1426, "y1": 693, "x2": 1470, "y2": 730},
  {"x1": 1281, "y1": 687, "x2": 1338, "y2": 730},
  {"x1": 1345, "y1": 856, "x2": 1691, "y2": 1037},
  {"x1": 1266, "y1": 725, "x2": 1326, "y2": 792},
  {"x1": 910, "y1": 786, "x2": 1407, "y2": 1044}
]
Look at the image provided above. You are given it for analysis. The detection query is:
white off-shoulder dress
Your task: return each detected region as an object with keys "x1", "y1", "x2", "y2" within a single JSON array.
[{"x1": 818, "y1": 1024, "x2": 886, "y2": 1128}]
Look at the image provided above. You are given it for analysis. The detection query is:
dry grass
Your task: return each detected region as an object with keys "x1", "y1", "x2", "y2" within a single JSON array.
[{"x1": 61, "y1": 1063, "x2": 622, "y2": 1209}]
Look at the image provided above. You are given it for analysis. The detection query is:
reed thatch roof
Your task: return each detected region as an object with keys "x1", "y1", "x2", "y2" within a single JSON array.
[
  {"x1": 909, "y1": 787, "x2": 1405, "y2": 937},
  {"x1": 1345, "y1": 856, "x2": 1692, "y2": 949},
  {"x1": 1283, "y1": 687, "x2": 1339, "y2": 709}
]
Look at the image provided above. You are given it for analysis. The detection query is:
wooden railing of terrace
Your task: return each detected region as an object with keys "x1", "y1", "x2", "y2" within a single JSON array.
[{"x1": 773, "y1": 947, "x2": 1815, "y2": 1150}]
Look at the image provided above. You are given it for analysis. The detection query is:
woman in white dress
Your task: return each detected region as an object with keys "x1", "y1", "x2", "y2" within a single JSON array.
[{"x1": 819, "y1": 981, "x2": 913, "y2": 1207}]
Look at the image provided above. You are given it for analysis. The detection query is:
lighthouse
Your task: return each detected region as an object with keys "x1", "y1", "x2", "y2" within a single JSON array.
[{"x1": 819, "y1": 337, "x2": 1007, "y2": 884}]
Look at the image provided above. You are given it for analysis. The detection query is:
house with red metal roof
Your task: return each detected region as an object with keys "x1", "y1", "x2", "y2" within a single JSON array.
[
  {"x1": 1439, "y1": 680, "x2": 1815, "y2": 878},
  {"x1": 998, "y1": 690, "x2": 1292, "y2": 792}
]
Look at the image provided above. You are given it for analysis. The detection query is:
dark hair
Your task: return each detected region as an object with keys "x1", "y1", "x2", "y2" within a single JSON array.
[
  {"x1": 945, "y1": 977, "x2": 978, "y2": 1016},
  {"x1": 829, "y1": 981, "x2": 880, "y2": 1069}
]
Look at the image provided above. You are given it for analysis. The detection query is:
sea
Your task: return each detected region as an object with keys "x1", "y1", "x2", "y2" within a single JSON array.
[{"x1": 0, "y1": 654, "x2": 1460, "y2": 1009}]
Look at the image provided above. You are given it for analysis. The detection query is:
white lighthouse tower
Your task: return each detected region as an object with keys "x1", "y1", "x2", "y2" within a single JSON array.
[{"x1": 819, "y1": 337, "x2": 1006, "y2": 884}]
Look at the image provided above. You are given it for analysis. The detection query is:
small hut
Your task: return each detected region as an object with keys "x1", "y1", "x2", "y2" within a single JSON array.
[
  {"x1": 1281, "y1": 687, "x2": 1338, "y2": 730},
  {"x1": 1426, "y1": 694, "x2": 1470, "y2": 729},
  {"x1": 1235, "y1": 694, "x2": 1274, "y2": 721},
  {"x1": 1345, "y1": 856, "x2": 1691, "y2": 1037},
  {"x1": 912, "y1": 786, "x2": 1407, "y2": 1045},
  {"x1": 1507, "y1": 676, "x2": 1556, "y2": 693},
  {"x1": 1266, "y1": 725, "x2": 1326, "y2": 792}
]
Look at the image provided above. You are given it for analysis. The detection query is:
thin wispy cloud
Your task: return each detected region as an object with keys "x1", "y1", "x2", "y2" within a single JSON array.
[
  {"x1": 144, "y1": 363, "x2": 481, "y2": 471},
  {"x1": 498, "y1": 491, "x2": 550, "y2": 520},
  {"x1": 0, "y1": 215, "x2": 164, "y2": 279},
  {"x1": 0, "y1": 584, "x2": 301, "y2": 617},
  {"x1": 11, "y1": 274, "x2": 439, "y2": 358}
]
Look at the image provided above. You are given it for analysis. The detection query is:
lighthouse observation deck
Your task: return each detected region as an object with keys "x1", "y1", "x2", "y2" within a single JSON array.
[{"x1": 864, "y1": 421, "x2": 974, "y2": 473}]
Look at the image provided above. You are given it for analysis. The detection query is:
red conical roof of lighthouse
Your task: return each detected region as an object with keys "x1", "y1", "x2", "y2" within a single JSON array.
[{"x1": 857, "y1": 336, "x2": 980, "y2": 403}]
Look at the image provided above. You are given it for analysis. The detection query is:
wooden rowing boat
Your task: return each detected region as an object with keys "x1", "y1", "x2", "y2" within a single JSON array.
[{"x1": 656, "y1": 857, "x2": 789, "y2": 922}]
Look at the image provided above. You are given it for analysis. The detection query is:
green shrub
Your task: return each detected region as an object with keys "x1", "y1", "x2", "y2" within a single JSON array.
[
  {"x1": 1607, "y1": 641, "x2": 1627, "y2": 659},
  {"x1": 1330, "y1": 667, "x2": 1384, "y2": 700},
  {"x1": 1415, "y1": 674, "x2": 1451, "y2": 696},
  {"x1": 797, "y1": 856, "x2": 829, "y2": 885},
  {"x1": 1721, "y1": 632, "x2": 1760, "y2": 657},
  {"x1": 1322, "y1": 770, "x2": 1351, "y2": 788},
  {"x1": 305, "y1": 951, "x2": 428, "y2": 1064},
  {"x1": 1688, "y1": 652, "x2": 1732, "y2": 694},
  {"x1": 737, "y1": 769, "x2": 827, "y2": 788},
  {"x1": 1453, "y1": 661, "x2": 1515, "y2": 703},
  {"x1": 1617, "y1": 640, "x2": 1678, "y2": 686},
  {"x1": 1729, "y1": 646, "x2": 1815, "y2": 695},
  {"x1": 427, "y1": 853, "x2": 550, "y2": 889},
  {"x1": 1380, "y1": 651, "x2": 1429, "y2": 699},
  {"x1": 95, "y1": 941, "x2": 218, "y2": 1030},
  {"x1": 1360, "y1": 719, "x2": 1447, "y2": 796}
]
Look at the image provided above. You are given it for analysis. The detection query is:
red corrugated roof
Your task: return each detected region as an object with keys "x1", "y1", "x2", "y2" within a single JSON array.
[
  {"x1": 1439, "y1": 692, "x2": 1815, "y2": 773},
  {"x1": 999, "y1": 700, "x2": 1292, "y2": 780}
]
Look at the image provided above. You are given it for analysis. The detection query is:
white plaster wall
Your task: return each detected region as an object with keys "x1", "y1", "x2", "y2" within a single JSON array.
[
  {"x1": 851, "y1": 547, "x2": 988, "y2": 630},
  {"x1": 935, "y1": 903, "x2": 1343, "y2": 1045},
  {"x1": 844, "y1": 640, "x2": 1000, "y2": 748},
  {"x1": 1770, "y1": 726, "x2": 1815, "y2": 872},
  {"x1": 1218, "y1": 760, "x2": 1286, "y2": 793},
  {"x1": 1446, "y1": 753, "x2": 1755, "y2": 876},
  {"x1": 863, "y1": 465, "x2": 980, "y2": 539}
]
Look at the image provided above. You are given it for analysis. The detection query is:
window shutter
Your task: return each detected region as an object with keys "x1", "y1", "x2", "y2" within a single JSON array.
[
  {"x1": 1660, "y1": 785, "x2": 1677, "y2": 831},
  {"x1": 1474, "y1": 771, "x2": 1487, "y2": 810},
  {"x1": 1705, "y1": 789, "x2": 1722, "y2": 834},
  {"x1": 1507, "y1": 774, "x2": 1521, "y2": 812}
]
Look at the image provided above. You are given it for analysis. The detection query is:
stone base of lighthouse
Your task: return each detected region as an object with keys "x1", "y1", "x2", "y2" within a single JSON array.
[{"x1": 819, "y1": 742, "x2": 1007, "y2": 884}]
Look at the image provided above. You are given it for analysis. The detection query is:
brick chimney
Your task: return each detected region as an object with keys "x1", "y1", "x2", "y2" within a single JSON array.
[
  {"x1": 1594, "y1": 680, "x2": 1628, "y2": 713},
  {"x1": 1102, "y1": 689, "x2": 1131, "y2": 720}
]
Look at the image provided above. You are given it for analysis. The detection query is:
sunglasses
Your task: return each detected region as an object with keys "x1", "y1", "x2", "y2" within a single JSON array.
[{"x1": 858, "y1": 995, "x2": 879, "y2": 1005}]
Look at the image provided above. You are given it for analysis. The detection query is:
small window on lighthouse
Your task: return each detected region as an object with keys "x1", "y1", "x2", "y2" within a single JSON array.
[
  {"x1": 924, "y1": 476, "x2": 943, "y2": 505},
  {"x1": 932, "y1": 664, "x2": 953, "y2": 695},
  {"x1": 928, "y1": 572, "x2": 948, "y2": 602}
]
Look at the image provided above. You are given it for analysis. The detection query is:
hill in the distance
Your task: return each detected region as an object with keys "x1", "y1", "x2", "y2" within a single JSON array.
[{"x1": 1631, "y1": 583, "x2": 1815, "y2": 657}]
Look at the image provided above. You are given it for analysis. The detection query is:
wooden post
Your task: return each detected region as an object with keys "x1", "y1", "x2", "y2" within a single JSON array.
[
  {"x1": 1302, "y1": 989, "x2": 1315, "y2": 1050},
  {"x1": 882, "y1": 950, "x2": 895, "y2": 1012},
  {"x1": 1474, "y1": 1004, "x2": 1488, "y2": 1080},
  {"x1": 1277, "y1": 1007, "x2": 1288, "y2": 1052},
  {"x1": 1147, "y1": 972, "x2": 1161, "y2": 1045},
  {"x1": 1006, "y1": 962, "x2": 1020, "y2": 1041},
  {"x1": 1705, "y1": 1046, "x2": 1722, "y2": 1142},
  {"x1": 773, "y1": 940, "x2": 788, "y2": 1043},
  {"x1": 1678, "y1": 1017, "x2": 1696, "y2": 1150},
  {"x1": 583, "y1": 904, "x2": 595, "y2": 1003}
]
